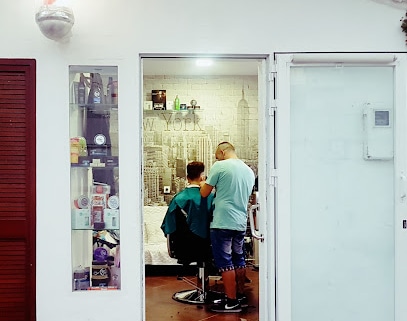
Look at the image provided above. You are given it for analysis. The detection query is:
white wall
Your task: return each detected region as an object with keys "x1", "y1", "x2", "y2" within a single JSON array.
[{"x1": 0, "y1": 0, "x2": 406, "y2": 320}]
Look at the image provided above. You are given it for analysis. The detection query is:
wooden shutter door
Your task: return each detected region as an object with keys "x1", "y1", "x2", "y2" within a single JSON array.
[{"x1": 0, "y1": 59, "x2": 36, "y2": 321}]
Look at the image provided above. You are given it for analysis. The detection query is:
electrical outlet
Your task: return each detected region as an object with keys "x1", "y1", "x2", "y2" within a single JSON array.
[{"x1": 163, "y1": 186, "x2": 170, "y2": 194}]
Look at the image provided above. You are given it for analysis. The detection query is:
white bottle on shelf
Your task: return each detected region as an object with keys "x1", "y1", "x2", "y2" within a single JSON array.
[
  {"x1": 111, "y1": 80, "x2": 118, "y2": 104},
  {"x1": 106, "y1": 76, "x2": 113, "y2": 104}
]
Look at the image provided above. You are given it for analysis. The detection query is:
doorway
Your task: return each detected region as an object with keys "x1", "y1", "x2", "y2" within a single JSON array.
[
  {"x1": 141, "y1": 56, "x2": 268, "y2": 320},
  {"x1": 274, "y1": 53, "x2": 407, "y2": 321}
]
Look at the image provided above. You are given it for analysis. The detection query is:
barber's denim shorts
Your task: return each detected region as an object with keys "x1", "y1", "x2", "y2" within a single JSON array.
[{"x1": 210, "y1": 228, "x2": 246, "y2": 273}]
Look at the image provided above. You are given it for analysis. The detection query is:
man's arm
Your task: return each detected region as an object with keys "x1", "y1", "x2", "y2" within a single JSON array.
[{"x1": 200, "y1": 182, "x2": 213, "y2": 198}]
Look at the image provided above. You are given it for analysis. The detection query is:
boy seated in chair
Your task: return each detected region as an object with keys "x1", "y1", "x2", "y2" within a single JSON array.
[{"x1": 161, "y1": 161, "x2": 214, "y2": 266}]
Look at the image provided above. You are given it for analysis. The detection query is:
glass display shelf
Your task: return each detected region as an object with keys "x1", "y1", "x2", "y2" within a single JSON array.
[
  {"x1": 144, "y1": 108, "x2": 201, "y2": 114},
  {"x1": 70, "y1": 156, "x2": 119, "y2": 168},
  {"x1": 70, "y1": 103, "x2": 118, "y2": 112},
  {"x1": 69, "y1": 65, "x2": 120, "y2": 291}
]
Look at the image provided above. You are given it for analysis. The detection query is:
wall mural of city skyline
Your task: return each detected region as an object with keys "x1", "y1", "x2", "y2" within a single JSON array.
[{"x1": 143, "y1": 75, "x2": 258, "y2": 205}]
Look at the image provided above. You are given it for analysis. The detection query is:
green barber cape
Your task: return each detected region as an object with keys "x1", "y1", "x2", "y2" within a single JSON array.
[{"x1": 161, "y1": 186, "x2": 214, "y2": 239}]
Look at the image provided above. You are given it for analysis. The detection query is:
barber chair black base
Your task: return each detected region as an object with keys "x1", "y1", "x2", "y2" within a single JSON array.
[
  {"x1": 171, "y1": 262, "x2": 224, "y2": 304},
  {"x1": 173, "y1": 289, "x2": 205, "y2": 304},
  {"x1": 172, "y1": 288, "x2": 224, "y2": 304},
  {"x1": 167, "y1": 215, "x2": 223, "y2": 305},
  {"x1": 171, "y1": 262, "x2": 208, "y2": 304}
]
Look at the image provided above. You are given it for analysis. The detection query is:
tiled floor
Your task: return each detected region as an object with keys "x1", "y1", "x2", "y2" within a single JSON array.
[{"x1": 145, "y1": 265, "x2": 259, "y2": 321}]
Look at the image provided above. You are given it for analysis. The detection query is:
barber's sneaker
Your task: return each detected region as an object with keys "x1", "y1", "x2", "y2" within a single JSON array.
[
  {"x1": 210, "y1": 300, "x2": 242, "y2": 313},
  {"x1": 211, "y1": 295, "x2": 226, "y2": 305},
  {"x1": 237, "y1": 293, "x2": 249, "y2": 308},
  {"x1": 212, "y1": 294, "x2": 248, "y2": 308}
]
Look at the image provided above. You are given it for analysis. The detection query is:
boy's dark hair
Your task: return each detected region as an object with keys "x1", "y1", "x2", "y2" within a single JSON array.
[{"x1": 187, "y1": 161, "x2": 204, "y2": 180}]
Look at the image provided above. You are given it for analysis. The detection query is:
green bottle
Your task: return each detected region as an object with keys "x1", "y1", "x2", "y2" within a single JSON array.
[{"x1": 174, "y1": 95, "x2": 180, "y2": 110}]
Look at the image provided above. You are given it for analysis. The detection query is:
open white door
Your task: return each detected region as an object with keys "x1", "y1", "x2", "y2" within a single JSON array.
[
  {"x1": 257, "y1": 57, "x2": 276, "y2": 321},
  {"x1": 274, "y1": 53, "x2": 407, "y2": 321}
]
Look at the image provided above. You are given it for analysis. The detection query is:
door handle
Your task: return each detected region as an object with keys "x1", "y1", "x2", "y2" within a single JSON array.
[{"x1": 248, "y1": 204, "x2": 264, "y2": 242}]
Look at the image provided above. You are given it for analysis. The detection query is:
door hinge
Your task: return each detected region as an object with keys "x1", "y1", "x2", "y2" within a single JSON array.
[
  {"x1": 269, "y1": 106, "x2": 277, "y2": 116},
  {"x1": 268, "y1": 70, "x2": 277, "y2": 83},
  {"x1": 268, "y1": 72, "x2": 276, "y2": 82},
  {"x1": 269, "y1": 62, "x2": 277, "y2": 80},
  {"x1": 270, "y1": 168, "x2": 278, "y2": 187},
  {"x1": 269, "y1": 99, "x2": 277, "y2": 116},
  {"x1": 271, "y1": 61, "x2": 277, "y2": 73}
]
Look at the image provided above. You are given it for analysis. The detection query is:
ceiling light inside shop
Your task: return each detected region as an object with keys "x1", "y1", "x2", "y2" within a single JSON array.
[{"x1": 196, "y1": 59, "x2": 213, "y2": 67}]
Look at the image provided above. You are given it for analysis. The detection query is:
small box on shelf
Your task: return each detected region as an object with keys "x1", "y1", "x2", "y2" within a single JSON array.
[
  {"x1": 72, "y1": 209, "x2": 91, "y2": 229},
  {"x1": 152, "y1": 90, "x2": 166, "y2": 110},
  {"x1": 104, "y1": 209, "x2": 120, "y2": 229},
  {"x1": 144, "y1": 101, "x2": 153, "y2": 110},
  {"x1": 71, "y1": 156, "x2": 119, "y2": 168}
]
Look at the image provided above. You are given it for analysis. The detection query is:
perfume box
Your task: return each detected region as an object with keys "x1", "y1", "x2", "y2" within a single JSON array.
[
  {"x1": 167, "y1": 101, "x2": 174, "y2": 110},
  {"x1": 105, "y1": 156, "x2": 119, "y2": 167},
  {"x1": 104, "y1": 209, "x2": 120, "y2": 229},
  {"x1": 72, "y1": 209, "x2": 91, "y2": 229},
  {"x1": 152, "y1": 90, "x2": 166, "y2": 110},
  {"x1": 144, "y1": 101, "x2": 153, "y2": 110}
]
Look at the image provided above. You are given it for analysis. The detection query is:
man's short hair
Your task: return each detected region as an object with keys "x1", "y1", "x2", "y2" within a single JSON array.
[
  {"x1": 217, "y1": 141, "x2": 235, "y2": 152},
  {"x1": 187, "y1": 161, "x2": 205, "y2": 180}
]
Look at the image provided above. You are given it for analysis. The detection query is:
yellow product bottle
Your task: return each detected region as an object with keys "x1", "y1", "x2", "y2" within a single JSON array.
[
  {"x1": 70, "y1": 137, "x2": 80, "y2": 163},
  {"x1": 78, "y1": 137, "x2": 88, "y2": 156}
]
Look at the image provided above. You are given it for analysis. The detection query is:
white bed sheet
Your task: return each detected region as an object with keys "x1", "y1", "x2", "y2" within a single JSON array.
[
  {"x1": 144, "y1": 205, "x2": 178, "y2": 265},
  {"x1": 144, "y1": 243, "x2": 178, "y2": 265}
]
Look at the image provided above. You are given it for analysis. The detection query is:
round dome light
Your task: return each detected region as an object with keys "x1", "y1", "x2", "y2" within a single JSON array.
[{"x1": 35, "y1": 6, "x2": 74, "y2": 41}]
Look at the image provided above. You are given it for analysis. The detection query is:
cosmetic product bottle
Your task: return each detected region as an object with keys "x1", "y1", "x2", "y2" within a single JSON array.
[
  {"x1": 106, "y1": 76, "x2": 113, "y2": 104},
  {"x1": 78, "y1": 74, "x2": 86, "y2": 105},
  {"x1": 88, "y1": 73, "x2": 105, "y2": 105},
  {"x1": 174, "y1": 95, "x2": 180, "y2": 110}
]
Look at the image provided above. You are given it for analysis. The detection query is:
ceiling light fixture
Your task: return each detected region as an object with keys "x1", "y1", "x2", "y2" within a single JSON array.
[
  {"x1": 196, "y1": 59, "x2": 213, "y2": 67},
  {"x1": 35, "y1": 0, "x2": 75, "y2": 42}
]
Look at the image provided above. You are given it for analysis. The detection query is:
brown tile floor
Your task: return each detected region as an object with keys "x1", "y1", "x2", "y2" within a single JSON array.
[{"x1": 145, "y1": 265, "x2": 259, "y2": 321}]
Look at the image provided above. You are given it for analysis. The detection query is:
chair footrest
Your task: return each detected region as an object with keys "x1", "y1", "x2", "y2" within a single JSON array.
[
  {"x1": 172, "y1": 289, "x2": 205, "y2": 304},
  {"x1": 172, "y1": 289, "x2": 225, "y2": 305}
]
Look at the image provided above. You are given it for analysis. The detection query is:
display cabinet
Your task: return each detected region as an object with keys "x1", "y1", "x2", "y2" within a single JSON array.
[{"x1": 69, "y1": 66, "x2": 120, "y2": 291}]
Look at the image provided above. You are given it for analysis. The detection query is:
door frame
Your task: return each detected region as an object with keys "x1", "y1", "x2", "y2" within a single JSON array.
[
  {"x1": 273, "y1": 52, "x2": 407, "y2": 321},
  {"x1": 139, "y1": 53, "x2": 274, "y2": 321}
]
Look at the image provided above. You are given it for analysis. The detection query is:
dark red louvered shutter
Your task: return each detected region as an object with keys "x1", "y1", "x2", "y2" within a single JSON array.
[{"x1": 0, "y1": 59, "x2": 36, "y2": 321}]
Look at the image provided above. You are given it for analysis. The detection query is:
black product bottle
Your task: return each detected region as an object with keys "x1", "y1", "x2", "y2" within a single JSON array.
[
  {"x1": 78, "y1": 73, "x2": 86, "y2": 105},
  {"x1": 88, "y1": 73, "x2": 105, "y2": 105}
]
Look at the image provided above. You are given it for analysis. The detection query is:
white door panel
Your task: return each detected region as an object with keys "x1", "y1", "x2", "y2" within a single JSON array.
[
  {"x1": 258, "y1": 57, "x2": 276, "y2": 321},
  {"x1": 275, "y1": 53, "x2": 407, "y2": 321}
]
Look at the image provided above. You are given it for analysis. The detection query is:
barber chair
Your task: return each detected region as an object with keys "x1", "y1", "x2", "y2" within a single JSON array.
[{"x1": 167, "y1": 209, "x2": 221, "y2": 304}]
